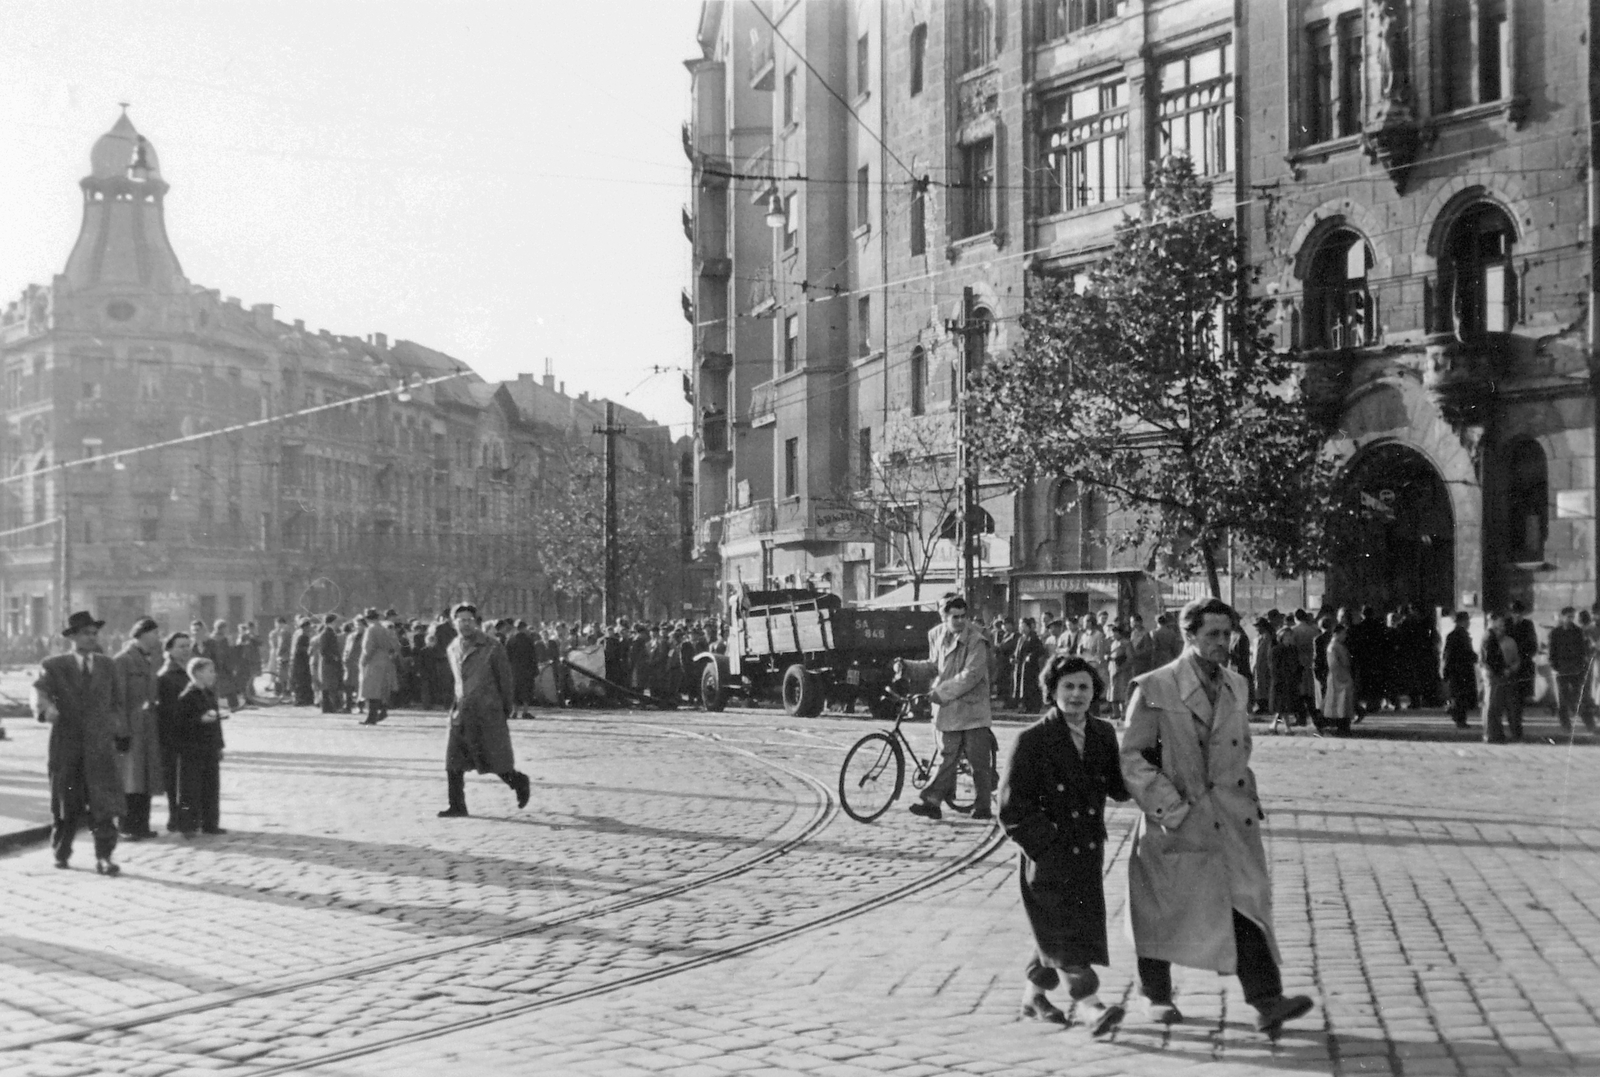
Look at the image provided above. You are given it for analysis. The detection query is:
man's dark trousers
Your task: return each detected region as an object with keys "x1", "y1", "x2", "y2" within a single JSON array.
[
  {"x1": 1137, "y1": 910, "x2": 1282, "y2": 1008},
  {"x1": 51, "y1": 755, "x2": 117, "y2": 863}
]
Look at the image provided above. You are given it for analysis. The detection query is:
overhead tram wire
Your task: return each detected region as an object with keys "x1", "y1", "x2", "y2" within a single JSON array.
[{"x1": 0, "y1": 368, "x2": 474, "y2": 490}]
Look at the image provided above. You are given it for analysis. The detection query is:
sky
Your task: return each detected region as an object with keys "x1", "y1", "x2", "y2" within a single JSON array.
[{"x1": 0, "y1": 0, "x2": 703, "y2": 434}]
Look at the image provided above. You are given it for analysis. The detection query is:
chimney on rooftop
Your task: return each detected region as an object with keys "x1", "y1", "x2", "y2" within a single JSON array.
[
  {"x1": 559, "y1": 381, "x2": 565, "y2": 395},
  {"x1": 375, "y1": 332, "x2": 387, "y2": 349},
  {"x1": 294, "y1": 319, "x2": 305, "y2": 331},
  {"x1": 251, "y1": 303, "x2": 274, "y2": 330}
]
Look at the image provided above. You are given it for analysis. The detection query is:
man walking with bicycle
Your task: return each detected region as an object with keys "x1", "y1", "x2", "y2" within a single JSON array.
[{"x1": 896, "y1": 595, "x2": 996, "y2": 822}]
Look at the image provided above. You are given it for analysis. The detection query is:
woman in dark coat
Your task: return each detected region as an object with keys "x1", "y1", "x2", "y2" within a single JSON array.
[
  {"x1": 505, "y1": 623, "x2": 540, "y2": 718},
  {"x1": 1011, "y1": 619, "x2": 1047, "y2": 713},
  {"x1": 999, "y1": 654, "x2": 1130, "y2": 1035},
  {"x1": 290, "y1": 619, "x2": 315, "y2": 706},
  {"x1": 1269, "y1": 625, "x2": 1302, "y2": 733}
]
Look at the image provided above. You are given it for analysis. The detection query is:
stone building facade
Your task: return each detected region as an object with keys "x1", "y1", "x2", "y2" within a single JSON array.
[
  {"x1": 0, "y1": 111, "x2": 689, "y2": 640},
  {"x1": 1247, "y1": 0, "x2": 1597, "y2": 616},
  {"x1": 687, "y1": 0, "x2": 1599, "y2": 623}
]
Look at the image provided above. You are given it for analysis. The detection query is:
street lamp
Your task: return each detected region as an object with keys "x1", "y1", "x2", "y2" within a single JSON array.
[{"x1": 763, "y1": 185, "x2": 787, "y2": 230}]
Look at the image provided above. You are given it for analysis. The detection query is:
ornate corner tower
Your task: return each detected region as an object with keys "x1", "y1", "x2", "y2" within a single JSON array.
[{"x1": 61, "y1": 109, "x2": 186, "y2": 296}]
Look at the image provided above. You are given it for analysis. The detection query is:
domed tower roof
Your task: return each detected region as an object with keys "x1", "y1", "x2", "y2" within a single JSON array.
[
  {"x1": 62, "y1": 108, "x2": 185, "y2": 294},
  {"x1": 88, "y1": 109, "x2": 162, "y2": 181}
]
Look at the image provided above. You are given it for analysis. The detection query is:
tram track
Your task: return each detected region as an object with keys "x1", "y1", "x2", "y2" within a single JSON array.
[
  {"x1": 0, "y1": 720, "x2": 834, "y2": 1056},
  {"x1": 0, "y1": 711, "x2": 1008, "y2": 1075}
]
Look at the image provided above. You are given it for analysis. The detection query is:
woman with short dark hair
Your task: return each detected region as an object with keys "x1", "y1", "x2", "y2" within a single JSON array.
[{"x1": 999, "y1": 654, "x2": 1130, "y2": 1035}]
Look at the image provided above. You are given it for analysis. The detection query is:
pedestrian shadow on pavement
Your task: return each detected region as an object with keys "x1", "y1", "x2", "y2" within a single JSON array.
[
  {"x1": 163, "y1": 829, "x2": 632, "y2": 893},
  {"x1": 0, "y1": 934, "x2": 239, "y2": 995},
  {"x1": 228, "y1": 751, "x2": 434, "y2": 778},
  {"x1": 1113, "y1": 1022, "x2": 1598, "y2": 1075}
]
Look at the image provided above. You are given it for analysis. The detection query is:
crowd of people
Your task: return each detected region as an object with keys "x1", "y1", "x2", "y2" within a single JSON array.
[
  {"x1": 979, "y1": 599, "x2": 1600, "y2": 743},
  {"x1": 261, "y1": 610, "x2": 729, "y2": 717}
]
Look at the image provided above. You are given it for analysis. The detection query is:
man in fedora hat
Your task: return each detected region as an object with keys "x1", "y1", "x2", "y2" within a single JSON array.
[
  {"x1": 33, "y1": 611, "x2": 127, "y2": 875},
  {"x1": 439, "y1": 603, "x2": 530, "y2": 816},
  {"x1": 359, "y1": 607, "x2": 399, "y2": 723}
]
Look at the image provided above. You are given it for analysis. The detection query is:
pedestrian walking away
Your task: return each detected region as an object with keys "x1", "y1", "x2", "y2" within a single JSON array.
[
  {"x1": 360, "y1": 608, "x2": 400, "y2": 724},
  {"x1": 439, "y1": 603, "x2": 531, "y2": 817},
  {"x1": 898, "y1": 594, "x2": 997, "y2": 821},
  {"x1": 999, "y1": 654, "x2": 1130, "y2": 1035},
  {"x1": 1120, "y1": 597, "x2": 1315, "y2": 1034},
  {"x1": 34, "y1": 610, "x2": 128, "y2": 876},
  {"x1": 114, "y1": 616, "x2": 165, "y2": 840},
  {"x1": 1442, "y1": 611, "x2": 1477, "y2": 729}
]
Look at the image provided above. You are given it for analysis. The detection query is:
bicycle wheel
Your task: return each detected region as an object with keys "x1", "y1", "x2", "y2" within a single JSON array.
[
  {"x1": 947, "y1": 757, "x2": 978, "y2": 814},
  {"x1": 838, "y1": 733, "x2": 904, "y2": 823}
]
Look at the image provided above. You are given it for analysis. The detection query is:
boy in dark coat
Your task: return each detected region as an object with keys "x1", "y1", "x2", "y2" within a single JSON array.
[
  {"x1": 999, "y1": 654, "x2": 1130, "y2": 1035},
  {"x1": 155, "y1": 632, "x2": 193, "y2": 832},
  {"x1": 174, "y1": 656, "x2": 227, "y2": 835}
]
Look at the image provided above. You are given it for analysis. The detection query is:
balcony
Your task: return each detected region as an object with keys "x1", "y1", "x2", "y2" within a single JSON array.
[
  {"x1": 749, "y1": 34, "x2": 774, "y2": 90},
  {"x1": 748, "y1": 379, "x2": 776, "y2": 428},
  {"x1": 697, "y1": 413, "x2": 731, "y2": 460},
  {"x1": 746, "y1": 274, "x2": 779, "y2": 318},
  {"x1": 723, "y1": 499, "x2": 774, "y2": 543},
  {"x1": 696, "y1": 515, "x2": 724, "y2": 552},
  {"x1": 681, "y1": 205, "x2": 694, "y2": 243}
]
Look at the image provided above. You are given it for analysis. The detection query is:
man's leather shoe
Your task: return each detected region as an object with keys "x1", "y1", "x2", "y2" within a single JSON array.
[
  {"x1": 513, "y1": 773, "x2": 531, "y2": 809},
  {"x1": 95, "y1": 859, "x2": 120, "y2": 877},
  {"x1": 1254, "y1": 994, "x2": 1314, "y2": 1032},
  {"x1": 1020, "y1": 995, "x2": 1068, "y2": 1025},
  {"x1": 437, "y1": 807, "x2": 469, "y2": 818},
  {"x1": 53, "y1": 858, "x2": 69, "y2": 869},
  {"x1": 1143, "y1": 1000, "x2": 1183, "y2": 1024},
  {"x1": 201, "y1": 827, "x2": 228, "y2": 835},
  {"x1": 908, "y1": 801, "x2": 941, "y2": 820}
]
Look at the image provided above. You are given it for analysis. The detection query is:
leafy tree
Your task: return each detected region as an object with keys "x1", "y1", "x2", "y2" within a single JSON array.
[
  {"x1": 535, "y1": 447, "x2": 681, "y2": 618},
  {"x1": 969, "y1": 158, "x2": 1339, "y2": 596}
]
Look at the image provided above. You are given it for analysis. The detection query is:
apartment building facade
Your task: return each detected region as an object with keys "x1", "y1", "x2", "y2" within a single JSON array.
[{"x1": 0, "y1": 111, "x2": 688, "y2": 638}]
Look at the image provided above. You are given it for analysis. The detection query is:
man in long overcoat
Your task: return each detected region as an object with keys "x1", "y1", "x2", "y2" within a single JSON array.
[
  {"x1": 439, "y1": 604, "x2": 530, "y2": 816},
  {"x1": 34, "y1": 611, "x2": 127, "y2": 874},
  {"x1": 290, "y1": 619, "x2": 314, "y2": 705},
  {"x1": 899, "y1": 595, "x2": 996, "y2": 821},
  {"x1": 114, "y1": 617, "x2": 164, "y2": 840},
  {"x1": 505, "y1": 620, "x2": 539, "y2": 719},
  {"x1": 342, "y1": 617, "x2": 365, "y2": 713},
  {"x1": 1442, "y1": 611, "x2": 1477, "y2": 729},
  {"x1": 1120, "y1": 597, "x2": 1314, "y2": 1034},
  {"x1": 312, "y1": 613, "x2": 344, "y2": 713},
  {"x1": 359, "y1": 607, "x2": 399, "y2": 724}
]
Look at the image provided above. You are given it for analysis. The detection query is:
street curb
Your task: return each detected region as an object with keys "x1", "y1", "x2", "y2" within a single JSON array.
[{"x1": 0, "y1": 825, "x2": 51, "y2": 856}]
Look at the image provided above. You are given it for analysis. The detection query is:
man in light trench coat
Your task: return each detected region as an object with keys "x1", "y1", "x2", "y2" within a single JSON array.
[
  {"x1": 437, "y1": 604, "x2": 531, "y2": 817},
  {"x1": 114, "y1": 616, "x2": 165, "y2": 840},
  {"x1": 1120, "y1": 597, "x2": 1315, "y2": 1033}
]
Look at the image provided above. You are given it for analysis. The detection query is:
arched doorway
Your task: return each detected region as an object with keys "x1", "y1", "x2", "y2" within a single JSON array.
[{"x1": 1328, "y1": 443, "x2": 1456, "y2": 614}]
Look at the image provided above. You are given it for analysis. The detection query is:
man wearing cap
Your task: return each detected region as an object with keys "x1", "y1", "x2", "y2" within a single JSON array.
[
  {"x1": 359, "y1": 607, "x2": 399, "y2": 724},
  {"x1": 34, "y1": 611, "x2": 127, "y2": 875},
  {"x1": 439, "y1": 603, "x2": 530, "y2": 816},
  {"x1": 114, "y1": 616, "x2": 165, "y2": 840}
]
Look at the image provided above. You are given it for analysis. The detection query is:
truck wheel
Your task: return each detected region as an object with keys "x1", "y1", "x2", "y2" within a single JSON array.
[
  {"x1": 782, "y1": 664, "x2": 824, "y2": 717},
  {"x1": 700, "y1": 663, "x2": 727, "y2": 712}
]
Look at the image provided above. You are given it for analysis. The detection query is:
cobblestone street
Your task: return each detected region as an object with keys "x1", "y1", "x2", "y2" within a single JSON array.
[{"x1": 0, "y1": 704, "x2": 1596, "y2": 1077}]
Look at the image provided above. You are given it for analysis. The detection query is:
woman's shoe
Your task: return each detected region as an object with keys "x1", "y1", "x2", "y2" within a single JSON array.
[
  {"x1": 1020, "y1": 993, "x2": 1068, "y2": 1025},
  {"x1": 94, "y1": 859, "x2": 121, "y2": 877}
]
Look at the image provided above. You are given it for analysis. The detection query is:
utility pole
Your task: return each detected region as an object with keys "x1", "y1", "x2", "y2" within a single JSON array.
[
  {"x1": 946, "y1": 287, "x2": 979, "y2": 609},
  {"x1": 593, "y1": 401, "x2": 626, "y2": 623}
]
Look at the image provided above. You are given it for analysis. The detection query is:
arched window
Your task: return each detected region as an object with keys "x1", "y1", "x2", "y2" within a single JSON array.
[
  {"x1": 1439, "y1": 203, "x2": 1517, "y2": 338},
  {"x1": 1081, "y1": 487, "x2": 1109, "y2": 570},
  {"x1": 909, "y1": 346, "x2": 927, "y2": 415},
  {"x1": 1505, "y1": 440, "x2": 1548, "y2": 563},
  {"x1": 1305, "y1": 229, "x2": 1375, "y2": 349}
]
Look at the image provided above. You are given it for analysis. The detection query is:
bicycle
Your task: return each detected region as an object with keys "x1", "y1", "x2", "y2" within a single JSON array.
[{"x1": 838, "y1": 690, "x2": 979, "y2": 823}]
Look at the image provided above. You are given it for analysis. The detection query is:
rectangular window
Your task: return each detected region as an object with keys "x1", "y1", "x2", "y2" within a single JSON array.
[
  {"x1": 858, "y1": 427, "x2": 873, "y2": 488},
  {"x1": 1304, "y1": 22, "x2": 1332, "y2": 144},
  {"x1": 963, "y1": 0, "x2": 994, "y2": 72},
  {"x1": 857, "y1": 296, "x2": 871, "y2": 358},
  {"x1": 784, "y1": 315, "x2": 799, "y2": 372},
  {"x1": 199, "y1": 594, "x2": 217, "y2": 624},
  {"x1": 1041, "y1": 0, "x2": 1121, "y2": 41},
  {"x1": 228, "y1": 595, "x2": 246, "y2": 626},
  {"x1": 1479, "y1": 0, "x2": 1506, "y2": 103},
  {"x1": 782, "y1": 194, "x2": 797, "y2": 251},
  {"x1": 1440, "y1": 0, "x2": 1473, "y2": 110},
  {"x1": 1041, "y1": 77, "x2": 1127, "y2": 213},
  {"x1": 1158, "y1": 40, "x2": 1235, "y2": 175},
  {"x1": 1337, "y1": 14, "x2": 1363, "y2": 137},
  {"x1": 857, "y1": 34, "x2": 869, "y2": 95},
  {"x1": 910, "y1": 24, "x2": 926, "y2": 95},
  {"x1": 857, "y1": 165, "x2": 870, "y2": 227},
  {"x1": 783, "y1": 69, "x2": 796, "y2": 126},
  {"x1": 784, "y1": 437, "x2": 799, "y2": 498},
  {"x1": 959, "y1": 139, "x2": 995, "y2": 237},
  {"x1": 910, "y1": 348, "x2": 927, "y2": 416},
  {"x1": 910, "y1": 188, "x2": 926, "y2": 255}
]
